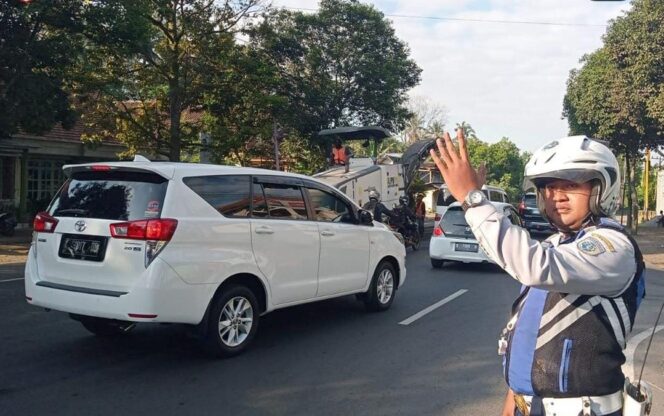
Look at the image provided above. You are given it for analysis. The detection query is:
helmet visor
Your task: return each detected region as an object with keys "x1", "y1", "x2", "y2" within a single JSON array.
[{"x1": 523, "y1": 169, "x2": 603, "y2": 191}]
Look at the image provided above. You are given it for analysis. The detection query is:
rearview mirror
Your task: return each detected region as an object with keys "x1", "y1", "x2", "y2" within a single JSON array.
[{"x1": 358, "y1": 209, "x2": 373, "y2": 225}]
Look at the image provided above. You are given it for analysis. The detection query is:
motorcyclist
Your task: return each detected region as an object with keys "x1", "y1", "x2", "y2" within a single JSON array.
[
  {"x1": 362, "y1": 190, "x2": 395, "y2": 223},
  {"x1": 394, "y1": 195, "x2": 418, "y2": 237}
]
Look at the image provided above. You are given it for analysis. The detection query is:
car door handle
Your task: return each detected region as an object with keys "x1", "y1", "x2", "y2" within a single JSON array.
[
  {"x1": 255, "y1": 226, "x2": 274, "y2": 235},
  {"x1": 321, "y1": 230, "x2": 335, "y2": 237}
]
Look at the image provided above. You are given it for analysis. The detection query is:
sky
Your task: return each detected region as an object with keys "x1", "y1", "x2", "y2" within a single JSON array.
[{"x1": 270, "y1": 0, "x2": 632, "y2": 152}]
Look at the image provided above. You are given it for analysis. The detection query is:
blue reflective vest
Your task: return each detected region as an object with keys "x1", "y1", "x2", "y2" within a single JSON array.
[{"x1": 503, "y1": 219, "x2": 646, "y2": 397}]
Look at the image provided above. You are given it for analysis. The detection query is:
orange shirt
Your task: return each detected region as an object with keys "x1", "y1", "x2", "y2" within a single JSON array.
[{"x1": 332, "y1": 147, "x2": 347, "y2": 164}]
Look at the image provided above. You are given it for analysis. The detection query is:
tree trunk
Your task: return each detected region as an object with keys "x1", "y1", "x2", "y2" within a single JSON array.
[
  {"x1": 169, "y1": 81, "x2": 182, "y2": 162},
  {"x1": 626, "y1": 156, "x2": 639, "y2": 234},
  {"x1": 626, "y1": 156, "x2": 633, "y2": 230}
]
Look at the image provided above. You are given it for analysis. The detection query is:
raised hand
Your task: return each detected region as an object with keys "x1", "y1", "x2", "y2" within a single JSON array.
[{"x1": 429, "y1": 128, "x2": 486, "y2": 203}]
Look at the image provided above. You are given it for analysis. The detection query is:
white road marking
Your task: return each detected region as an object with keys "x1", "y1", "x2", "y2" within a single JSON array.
[
  {"x1": 0, "y1": 278, "x2": 24, "y2": 283},
  {"x1": 624, "y1": 325, "x2": 664, "y2": 380},
  {"x1": 399, "y1": 289, "x2": 468, "y2": 326}
]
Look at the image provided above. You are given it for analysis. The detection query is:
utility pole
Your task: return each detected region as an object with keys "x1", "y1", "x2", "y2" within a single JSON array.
[
  {"x1": 644, "y1": 148, "x2": 650, "y2": 220},
  {"x1": 272, "y1": 122, "x2": 285, "y2": 171}
]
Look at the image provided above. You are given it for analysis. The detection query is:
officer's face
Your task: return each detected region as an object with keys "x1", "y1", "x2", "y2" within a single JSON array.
[{"x1": 541, "y1": 180, "x2": 592, "y2": 231}]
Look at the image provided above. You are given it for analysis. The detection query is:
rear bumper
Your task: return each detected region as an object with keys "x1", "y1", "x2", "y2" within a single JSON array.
[
  {"x1": 429, "y1": 236, "x2": 494, "y2": 264},
  {"x1": 525, "y1": 221, "x2": 555, "y2": 233},
  {"x1": 24, "y1": 254, "x2": 217, "y2": 324}
]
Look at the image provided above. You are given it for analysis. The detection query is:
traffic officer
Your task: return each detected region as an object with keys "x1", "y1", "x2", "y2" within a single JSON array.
[{"x1": 429, "y1": 131, "x2": 645, "y2": 416}]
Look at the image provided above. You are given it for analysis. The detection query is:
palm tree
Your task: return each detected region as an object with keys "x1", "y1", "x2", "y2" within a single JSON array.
[{"x1": 455, "y1": 121, "x2": 477, "y2": 139}]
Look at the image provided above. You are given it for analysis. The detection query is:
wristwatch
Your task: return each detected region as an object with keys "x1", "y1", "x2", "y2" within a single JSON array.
[{"x1": 462, "y1": 190, "x2": 486, "y2": 211}]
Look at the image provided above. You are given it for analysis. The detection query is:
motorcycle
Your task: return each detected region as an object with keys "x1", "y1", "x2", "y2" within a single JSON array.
[
  {"x1": 0, "y1": 211, "x2": 17, "y2": 237},
  {"x1": 387, "y1": 206, "x2": 421, "y2": 251}
]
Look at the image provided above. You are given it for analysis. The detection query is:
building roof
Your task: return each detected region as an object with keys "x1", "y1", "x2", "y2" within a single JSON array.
[{"x1": 12, "y1": 102, "x2": 203, "y2": 145}]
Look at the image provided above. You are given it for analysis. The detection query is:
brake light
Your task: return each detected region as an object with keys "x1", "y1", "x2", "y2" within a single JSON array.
[
  {"x1": 111, "y1": 219, "x2": 178, "y2": 268},
  {"x1": 110, "y1": 219, "x2": 178, "y2": 241},
  {"x1": 433, "y1": 225, "x2": 444, "y2": 237},
  {"x1": 89, "y1": 165, "x2": 112, "y2": 172},
  {"x1": 33, "y1": 212, "x2": 59, "y2": 233}
]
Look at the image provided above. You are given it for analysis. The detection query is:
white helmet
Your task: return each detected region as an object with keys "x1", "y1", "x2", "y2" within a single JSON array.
[
  {"x1": 523, "y1": 136, "x2": 621, "y2": 218},
  {"x1": 368, "y1": 189, "x2": 380, "y2": 201}
]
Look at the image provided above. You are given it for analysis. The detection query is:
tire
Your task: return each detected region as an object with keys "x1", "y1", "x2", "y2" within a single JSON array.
[
  {"x1": 364, "y1": 261, "x2": 397, "y2": 312},
  {"x1": 431, "y1": 258, "x2": 444, "y2": 269},
  {"x1": 203, "y1": 285, "x2": 260, "y2": 358},
  {"x1": 411, "y1": 233, "x2": 421, "y2": 251},
  {"x1": 77, "y1": 316, "x2": 135, "y2": 336}
]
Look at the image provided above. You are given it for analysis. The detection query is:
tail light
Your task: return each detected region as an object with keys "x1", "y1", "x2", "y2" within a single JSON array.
[
  {"x1": 89, "y1": 165, "x2": 113, "y2": 172},
  {"x1": 433, "y1": 224, "x2": 444, "y2": 237},
  {"x1": 518, "y1": 201, "x2": 526, "y2": 216},
  {"x1": 33, "y1": 212, "x2": 59, "y2": 233},
  {"x1": 110, "y1": 219, "x2": 178, "y2": 267},
  {"x1": 110, "y1": 219, "x2": 177, "y2": 241}
]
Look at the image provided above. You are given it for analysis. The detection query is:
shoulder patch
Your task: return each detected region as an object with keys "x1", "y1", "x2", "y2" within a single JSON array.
[
  {"x1": 591, "y1": 232, "x2": 616, "y2": 252},
  {"x1": 577, "y1": 237, "x2": 606, "y2": 256}
]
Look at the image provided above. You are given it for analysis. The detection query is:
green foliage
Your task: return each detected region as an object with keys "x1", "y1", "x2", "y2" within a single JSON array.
[
  {"x1": 562, "y1": 0, "x2": 664, "y2": 229},
  {"x1": 77, "y1": 0, "x2": 260, "y2": 161},
  {"x1": 0, "y1": 1, "x2": 79, "y2": 137},
  {"x1": 464, "y1": 136, "x2": 526, "y2": 202},
  {"x1": 248, "y1": 0, "x2": 421, "y2": 138}
]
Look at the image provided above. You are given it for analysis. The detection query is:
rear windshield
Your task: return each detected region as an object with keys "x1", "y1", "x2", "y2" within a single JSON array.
[
  {"x1": 441, "y1": 207, "x2": 473, "y2": 238},
  {"x1": 436, "y1": 189, "x2": 456, "y2": 206},
  {"x1": 524, "y1": 194, "x2": 537, "y2": 208},
  {"x1": 49, "y1": 171, "x2": 168, "y2": 221}
]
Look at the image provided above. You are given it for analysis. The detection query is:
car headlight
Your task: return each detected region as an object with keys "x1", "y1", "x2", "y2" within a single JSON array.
[{"x1": 392, "y1": 231, "x2": 405, "y2": 245}]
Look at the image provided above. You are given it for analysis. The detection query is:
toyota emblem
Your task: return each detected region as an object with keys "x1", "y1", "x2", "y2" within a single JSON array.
[{"x1": 74, "y1": 220, "x2": 87, "y2": 232}]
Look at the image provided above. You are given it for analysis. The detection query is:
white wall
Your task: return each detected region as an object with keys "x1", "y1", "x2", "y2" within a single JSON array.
[{"x1": 656, "y1": 170, "x2": 664, "y2": 215}]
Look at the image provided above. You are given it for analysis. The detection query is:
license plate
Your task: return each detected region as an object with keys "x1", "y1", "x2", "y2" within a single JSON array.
[
  {"x1": 58, "y1": 234, "x2": 108, "y2": 262},
  {"x1": 454, "y1": 242, "x2": 478, "y2": 252}
]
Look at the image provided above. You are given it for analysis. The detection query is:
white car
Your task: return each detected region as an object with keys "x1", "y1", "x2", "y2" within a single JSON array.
[
  {"x1": 25, "y1": 160, "x2": 406, "y2": 356},
  {"x1": 429, "y1": 201, "x2": 522, "y2": 268},
  {"x1": 433, "y1": 184, "x2": 509, "y2": 231}
]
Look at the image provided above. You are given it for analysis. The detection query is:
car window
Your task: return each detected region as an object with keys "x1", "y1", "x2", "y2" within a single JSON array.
[
  {"x1": 524, "y1": 194, "x2": 537, "y2": 208},
  {"x1": 307, "y1": 188, "x2": 352, "y2": 223},
  {"x1": 251, "y1": 184, "x2": 269, "y2": 218},
  {"x1": 504, "y1": 207, "x2": 522, "y2": 226},
  {"x1": 49, "y1": 171, "x2": 168, "y2": 221},
  {"x1": 260, "y1": 183, "x2": 308, "y2": 220},
  {"x1": 183, "y1": 175, "x2": 251, "y2": 218},
  {"x1": 440, "y1": 207, "x2": 473, "y2": 238},
  {"x1": 436, "y1": 188, "x2": 456, "y2": 206}
]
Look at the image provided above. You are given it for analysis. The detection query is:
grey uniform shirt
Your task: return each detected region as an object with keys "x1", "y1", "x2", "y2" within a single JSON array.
[{"x1": 465, "y1": 202, "x2": 636, "y2": 296}]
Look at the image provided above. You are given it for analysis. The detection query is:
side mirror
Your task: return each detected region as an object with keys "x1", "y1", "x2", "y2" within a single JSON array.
[{"x1": 358, "y1": 209, "x2": 373, "y2": 225}]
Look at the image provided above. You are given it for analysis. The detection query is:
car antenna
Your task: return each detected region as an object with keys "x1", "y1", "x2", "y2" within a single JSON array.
[{"x1": 636, "y1": 301, "x2": 664, "y2": 392}]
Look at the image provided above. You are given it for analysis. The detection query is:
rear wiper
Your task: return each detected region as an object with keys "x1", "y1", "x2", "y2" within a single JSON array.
[{"x1": 53, "y1": 208, "x2": 89, "y2": 216}]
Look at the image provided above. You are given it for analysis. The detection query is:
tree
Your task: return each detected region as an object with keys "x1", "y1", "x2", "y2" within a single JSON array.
[
  {"x1": 402, "y1": 95, "x2": 448, "y2": 143},
  {"x1": 464, "y1": 136, "x2": 525, "y2": 201},
  {"x1": 249, "y1": 0, "x2": 421, "y2": 139},
  {"x1": 1, "y1": 0, "x2": 80, "y2": 137},
  {"x1": 562, "y1": 0, "x2": 664, "y2": 231},
  {"x1": 78, "y1": 0, "x2": 262, "y2": 161},
  {"x1": 455, "y1": 121, "x2": 477, "y2": 139}
]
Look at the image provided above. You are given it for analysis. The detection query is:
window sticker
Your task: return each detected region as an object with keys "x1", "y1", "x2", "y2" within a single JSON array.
[{"x1": 145, "y1": 200, "x2": 160, "y2": 217}]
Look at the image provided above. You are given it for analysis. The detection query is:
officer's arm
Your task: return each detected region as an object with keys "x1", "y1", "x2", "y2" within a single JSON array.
[
  {"x1": 465, "y1": 203, "x2": 636, "y2": 296},
  {"x1": 501, "y1": 389, "x2": 515, "y2": 416}
]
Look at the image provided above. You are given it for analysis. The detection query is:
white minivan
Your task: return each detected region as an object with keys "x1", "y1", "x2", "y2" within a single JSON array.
[{"x1": 25, "y1": 160, "x2": 406, "y2": 356}]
